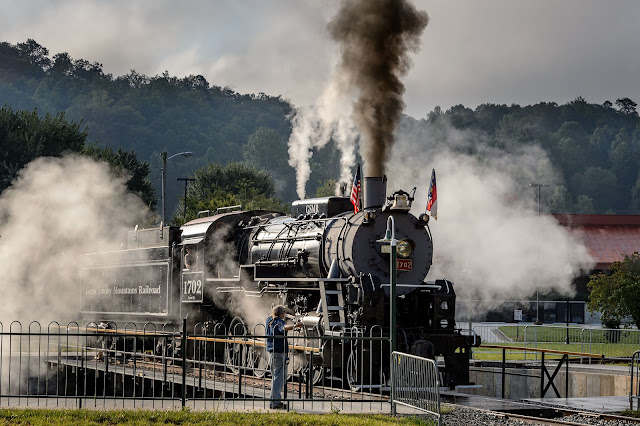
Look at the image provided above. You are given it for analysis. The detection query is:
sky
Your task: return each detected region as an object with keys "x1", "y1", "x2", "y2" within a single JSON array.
[{"x1": 2, "y1": 0, "x2": 640, "y2": 119}]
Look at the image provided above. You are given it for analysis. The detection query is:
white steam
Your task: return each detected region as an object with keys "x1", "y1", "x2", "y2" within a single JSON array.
[
  {"x1": 387, "y1": 125, "x2": 594, "y2": 309},
  {"x1": 202, "y1": 226, "x2": 276, "y2": 331},
  {"x1": 0, "y1": 155, "x2": 149, "y2": 324},
  {"x1": 287, "y1": 74, "x2": 359, "y2": 198}
]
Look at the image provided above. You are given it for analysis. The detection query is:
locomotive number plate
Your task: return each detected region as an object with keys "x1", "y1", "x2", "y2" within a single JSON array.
[
  {"x1": 182, "y1": 271, "x2": 204, "y2": 303},
  {"x1": 397, "y1": 259, "x2": 413, "y2": 271}
]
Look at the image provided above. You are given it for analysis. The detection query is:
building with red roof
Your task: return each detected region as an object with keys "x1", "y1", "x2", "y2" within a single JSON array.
[
  {"x1": 478, "y1": 215, "x2": 640, "y2": 324},
  {"x1": 552, "y1": 214, "x2": 640, "y2": 270}
]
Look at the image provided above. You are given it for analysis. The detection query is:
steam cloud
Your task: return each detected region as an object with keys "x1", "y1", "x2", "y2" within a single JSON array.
[
  {"x1": 288, "y1": 0, "x2": 428, "y2": 197},
  {"x1": 386, "y1": 123, "x2": 595, "y2": 315},
  {"x1": 0, "y1": 156, "x2": 149, "y2": 324},
  {"x1": 202, "y1": 225, "x2": 278, "y2": 332}
]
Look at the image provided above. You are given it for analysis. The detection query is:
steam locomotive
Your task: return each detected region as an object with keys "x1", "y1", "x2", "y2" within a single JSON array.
[{"x1": 81, "y1": 176, "x2": 479, "y2": 388}]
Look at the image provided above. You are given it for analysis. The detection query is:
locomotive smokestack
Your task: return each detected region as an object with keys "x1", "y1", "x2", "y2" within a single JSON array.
[{"x1": 363, "y1": 176, "x2": 387, "y2": 210}]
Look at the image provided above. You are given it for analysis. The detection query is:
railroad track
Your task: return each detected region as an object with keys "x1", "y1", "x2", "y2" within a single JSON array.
[
  {"x1": 442, "y1": 403, "x2": 640, "y2": 425},
  {"x1": 53, "y1": 354, "x2": 384, "y2": 402}
]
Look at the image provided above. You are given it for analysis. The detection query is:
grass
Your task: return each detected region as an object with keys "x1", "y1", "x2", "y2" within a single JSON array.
[
  {"x1": 620, "y1": 409, "x2": 640, "y2": 418},
  {"x1": 498, "y1": 325, "x2": 640, "y2": 345},
  {"x1": 468, "y1": 325, "x2": 640, "y2": 360},
  {"x1": 0, "y1": 409, "x2": 436, "y2": 426}
]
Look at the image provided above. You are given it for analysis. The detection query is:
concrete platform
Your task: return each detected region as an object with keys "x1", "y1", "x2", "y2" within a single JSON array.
[
  {"x1": 469, "y1": 360, "x2": 632, "y2": 399},
  {"x1": 524, "y1": 396, "x2": 631, "y2": 413}
]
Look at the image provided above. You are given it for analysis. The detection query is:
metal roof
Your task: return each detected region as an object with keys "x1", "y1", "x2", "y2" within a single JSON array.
[{"x1": 553, "y1": 214, "x2": 640, "y2": 269}]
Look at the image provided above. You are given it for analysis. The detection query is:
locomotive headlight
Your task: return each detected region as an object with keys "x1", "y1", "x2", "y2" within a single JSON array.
[{"x1": 396, "y1": 239, "x2": 413, "y2": 258}]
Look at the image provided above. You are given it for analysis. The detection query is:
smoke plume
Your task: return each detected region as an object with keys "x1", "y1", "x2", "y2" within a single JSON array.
[
  {"x1": 0, "y1": 155, "x2": 149, "y2": 324},
  {"x1": 287, "y1": 0, "x2": 428, "y2": 197},
  {"x1": 328, "y1": 0, "x2": 428, "y2": 177}
]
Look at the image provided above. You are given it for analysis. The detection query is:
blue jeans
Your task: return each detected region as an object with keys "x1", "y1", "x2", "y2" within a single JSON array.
[{"x1": 269, "y1": 351, "x2": 287, "y2": 407}]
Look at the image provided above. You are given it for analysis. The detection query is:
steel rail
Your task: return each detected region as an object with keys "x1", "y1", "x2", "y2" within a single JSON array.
[{"x1": 451, "y1": 404, "x2": 640, "y2": 425}]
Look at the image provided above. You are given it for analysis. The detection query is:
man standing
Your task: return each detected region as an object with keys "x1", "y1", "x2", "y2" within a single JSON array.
[{"x1": 266, "y1": 305, "x2": 301, "y2": 409}]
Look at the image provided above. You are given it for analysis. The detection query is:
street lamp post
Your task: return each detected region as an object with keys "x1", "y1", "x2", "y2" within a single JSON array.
[
  {"x1": 161, "y1": 151, "x2": 193, "y2": 227},
  {"x1": 530, "y1": 183, "x2": 548, "y2": 324},
  {"x1": 377, "y1": 215, "x2": 397, "y2": 415}
]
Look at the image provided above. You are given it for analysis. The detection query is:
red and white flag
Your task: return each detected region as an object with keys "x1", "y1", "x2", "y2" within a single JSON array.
[
  {"x1": 350, "y1": 165, "x2": 362, "y2": 213},
  {"x1": 427, "y1": 169, "x2": 437, "y2": 220}
]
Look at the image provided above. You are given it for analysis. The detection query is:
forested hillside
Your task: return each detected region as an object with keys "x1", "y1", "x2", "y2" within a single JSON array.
[
  {"x1": 401, "y1": 99, "x2": 640, "y2": 214},
  {"x1": 1, "y1": 39, "x2": 639, "y2": 216},
  {"x1": 0, "y1": 39, "x2": 303, "y2": 215}
]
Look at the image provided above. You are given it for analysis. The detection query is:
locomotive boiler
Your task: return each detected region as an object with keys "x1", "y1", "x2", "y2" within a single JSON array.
[{"x1": 81, "y1": 176, "x2": 479, "y2": 388}]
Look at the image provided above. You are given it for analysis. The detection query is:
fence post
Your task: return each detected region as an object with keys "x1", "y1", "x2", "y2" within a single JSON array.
[
  {"x1": 391, "y1": 347, "x2": 396, "y2": 416},
  {"x1": 501, "y1": 348, "x2": 506, "y2": 399},
  {"x1": 540, "y1": 351, "x2": 545, "y2": 397},
  {"x1": 523, "y1": 325, "x2": 528, "y2": 361},
  {"x1": 181, "y1": 317, "x2": 187, "y2": 408},
  {"x1": 78, "y1": 350, "x2": 84, "y2": 409}
]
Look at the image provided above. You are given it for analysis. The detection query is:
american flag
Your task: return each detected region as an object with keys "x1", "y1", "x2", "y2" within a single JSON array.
[
  {"x1": 350, "y1": 165, "x2": 361, "y2": 214},
  {"x1": 427, "y1": 169, "x2": 437, "y2": 220}
]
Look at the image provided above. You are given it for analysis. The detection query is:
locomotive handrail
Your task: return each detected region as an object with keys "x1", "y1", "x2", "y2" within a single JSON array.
[
  {"x1": 241, "y1": 216, "x2": 342, "y2": 230},
  {"x1": 187, "y1": 335, "x2": 322, "y2": 353},
  {"x1": 252, "y1": 235, "x2": 325, "y2": 244},
  {"x1": 251, "y1": 276, "x2": 350, "y2": 282},
  {"x1": 255, "y1": 259, "x2": 300, "y2": 265},
  {"x1": 214, "y1": 205, "x2": 242, "y2": 215},
  {"x1": 380, "y1": 283, "x2": 441, "y2": 288}
]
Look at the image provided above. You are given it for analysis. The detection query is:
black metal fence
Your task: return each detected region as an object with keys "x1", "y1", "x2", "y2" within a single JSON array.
[
  {"x1": 631, "y1": 350, "x2": 640, "y2": 410},
  {"x1": 0, "y1": 320, "x2": 391, "y2": 411}
]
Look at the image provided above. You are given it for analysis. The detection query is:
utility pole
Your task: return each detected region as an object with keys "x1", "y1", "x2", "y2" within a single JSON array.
[
  {"x1": 161, "y1": 151, "x2": 193, "y2": 227},
  {"x1": 530, "y1": 183, "x2": 549, "y2": 324},
  {"x1": 529, "y1": 183, "x2": 549, "y2": 215},
  {"x1": 177, "y1": 177, "x2": 195, "y2": 222}
]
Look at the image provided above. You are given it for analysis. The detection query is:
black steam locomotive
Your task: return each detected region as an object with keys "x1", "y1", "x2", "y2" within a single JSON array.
[{"x1": 81, "y1": 176, "x2": 479, "y2": 388}]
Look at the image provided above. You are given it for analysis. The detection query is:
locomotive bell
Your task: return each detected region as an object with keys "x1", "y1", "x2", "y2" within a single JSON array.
[{"x1": 390, "y1": 192, "x2": 411, "y2": 211}]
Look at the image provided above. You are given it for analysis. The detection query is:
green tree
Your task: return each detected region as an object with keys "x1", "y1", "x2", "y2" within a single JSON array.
[
  {"x1": 631, "y1": 171, "x2": 640, "y2": 212},
  {"x1": 551, "y1": 122, "x2": 589, "y2": 176},
  {"x1": 315, "y1": 179, "x2": 338, "y2": 197},
  {"x1": 615, "y1": 98, "x2": 638, "y2": 116},
  {"x1": 174, "y1": 162, "x2": 287, "y2": 225},
  {"x1": 569, "y1": 167, "x2": 617, "y2": 212},
  {"x1": 82, "y1": 144, "x2": 156, "y2": 208},
  {"x1": 588, "y1": 252, "x2": 640, "y2": 329},
  {"x1": 0, "y1": 106, "x2": 86, "y2": 192},
  {"x1": 548, "y1": 185, "x2": 573, "y2": 213},
  {"x1": 574, "y1": 195, "x2": 595, "y2": 214},
  {"x1": 242, "y1": 127, "x2": 296, "y2": 200},
  {"x1": 243, "y1": 127, "x2": 287, "y2": 169}
]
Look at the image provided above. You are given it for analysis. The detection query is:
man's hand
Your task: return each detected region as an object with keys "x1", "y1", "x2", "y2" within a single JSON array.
[{"x1": 285, "y1": 322, "x2": 303, "y2": 331}]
